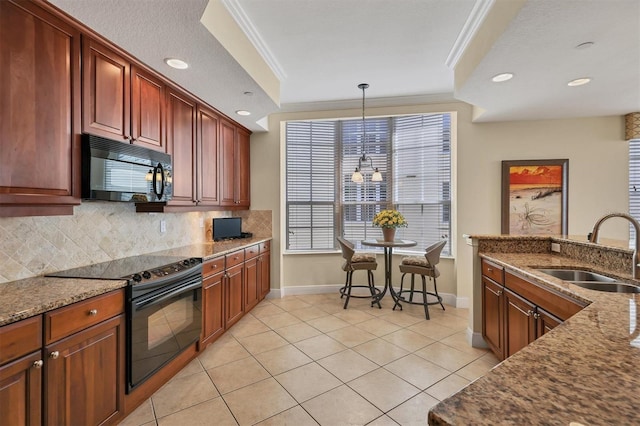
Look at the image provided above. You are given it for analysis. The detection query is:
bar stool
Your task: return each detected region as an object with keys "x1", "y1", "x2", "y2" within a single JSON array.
[
  {"x1": 337, "y1": 237, "x2": 380, "y2": 309},
  {"x1": 394, "y1": 240, "x2": 447, "y2": 319}
]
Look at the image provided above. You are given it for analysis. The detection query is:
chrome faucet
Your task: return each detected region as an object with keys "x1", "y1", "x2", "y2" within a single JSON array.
[{"x1": 589, "y1": 212, "x2": 640, "y2": 279}]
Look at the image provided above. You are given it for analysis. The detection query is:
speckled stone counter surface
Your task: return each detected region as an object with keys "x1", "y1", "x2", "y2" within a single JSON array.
[
  {"x1": 429, "y1": 247, "x2": 640, "y2": 425},
  {"x1": 0, "y1": 238, "x2": 271, "y2": 327},
  {"x1": 0, "y1": 277, "x2": 127, "y2": 326},
  {"x1": 152, "y1": 237, "x2": 271, "y2": 260}
]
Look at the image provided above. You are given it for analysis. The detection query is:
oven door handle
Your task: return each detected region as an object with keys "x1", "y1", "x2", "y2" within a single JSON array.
[{"x1": 134, "y1": 277, "x2": 201, "y2": 311}]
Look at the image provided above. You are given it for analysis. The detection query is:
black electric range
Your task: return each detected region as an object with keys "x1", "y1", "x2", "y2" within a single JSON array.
[{"x1": 47, "y1": 254, "x2": 204, "y2": 392}]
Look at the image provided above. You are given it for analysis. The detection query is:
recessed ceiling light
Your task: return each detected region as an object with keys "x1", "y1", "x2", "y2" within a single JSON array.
[
  {"x1": 491, "y1": 73, "x2": 514, "y2": 83},
  {"x1": 164, "y1": 58, "x2": 189, "y2": 70},
  {"x1": 236, "y1": 110, "x2": 251, "y2": 116},
  {"x1": 567, "y1": 77, "x2": 591, "y2": 87}
]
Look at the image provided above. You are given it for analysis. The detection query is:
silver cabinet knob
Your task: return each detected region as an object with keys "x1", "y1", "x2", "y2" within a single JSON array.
[
  {"x1": 89, "y1": 309, "x2": 98, "y2": 316},
  {"x1": 33, "y1": 360, "x2": 44, "y2": 369},
  {"x1": 49, "y1": 351, "x2": 59, "y2": 359}
]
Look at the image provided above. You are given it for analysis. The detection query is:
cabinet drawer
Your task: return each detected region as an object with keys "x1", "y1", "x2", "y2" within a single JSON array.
[
  {"x1": 0, "y1": 316, "x2": 42, "y2": 365},
  {"x1": 203, "y1": 257, "x2": 225, "y2": 277},
  {"x1": 45, "y1": 290, "x2": 124, "y2": 344},
  {"x1": 505, "y1": 271, "x2": 586, "y2": 321},
  {"x1": 226, "y1": 250, "x2": 245, "y2": 268},
  {"x1": 245, "y1": 244, "x2": 260, "y2": 260},
  {"x1": 260, "y1": 241, "x2": 270, "y2": 252},
  {"x1": 482, "y1": 259, "x2": 504, "y2": 284}
]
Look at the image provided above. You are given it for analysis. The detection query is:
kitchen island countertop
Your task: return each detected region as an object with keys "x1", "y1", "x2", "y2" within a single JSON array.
[{"x1": 429, "y1": 250, "x2": 640, "y2": 425}]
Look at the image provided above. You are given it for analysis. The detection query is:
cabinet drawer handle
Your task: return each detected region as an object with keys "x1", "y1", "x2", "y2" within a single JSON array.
[
  {"x1": 487, "y1": 267, "x2": 493, "y2": 272},
  {"x1": 497, "y1": 290, "x2": 502, "y2": 296},
  {"x1": 50, "y1": 351, "x2": 60, "y2": 359},
  {"x1": 33, "y1": 360, "x2": 44, "y2": 369},
  {"x1": 89, "y1": 309, "x2": 98, "y2": 316}
]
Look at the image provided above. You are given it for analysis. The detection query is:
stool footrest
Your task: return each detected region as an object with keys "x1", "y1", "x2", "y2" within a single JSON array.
[
  {"x1": 339, "y1": 285, "x2": 381, "y2": 298},
  {"x1": 395, "y1": 290, "x2": 443, "y2": 306}
]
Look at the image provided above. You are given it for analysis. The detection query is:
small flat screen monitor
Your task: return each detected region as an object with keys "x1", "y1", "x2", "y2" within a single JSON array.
[{"x1": 213, "y1": 217, "x2": 242, "y2": 241}]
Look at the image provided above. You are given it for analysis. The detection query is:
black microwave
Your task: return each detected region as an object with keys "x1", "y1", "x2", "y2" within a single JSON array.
[{"x1": 81, "y1": 134, "x2": 173, "y2": 203}]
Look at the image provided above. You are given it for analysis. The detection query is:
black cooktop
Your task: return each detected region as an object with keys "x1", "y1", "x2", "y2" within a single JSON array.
[{"x1": 46, "y1": 255, "x2": 189, "y2": 280}]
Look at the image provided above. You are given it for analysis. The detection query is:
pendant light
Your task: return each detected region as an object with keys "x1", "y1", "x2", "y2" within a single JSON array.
[{"x1": 351, "y1": 83, "x2": 383, "y2": 183}]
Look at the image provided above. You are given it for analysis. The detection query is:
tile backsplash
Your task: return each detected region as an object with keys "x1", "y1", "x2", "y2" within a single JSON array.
[{"x1": 0, "y1": 202, "x2": 272, "y2": 283}]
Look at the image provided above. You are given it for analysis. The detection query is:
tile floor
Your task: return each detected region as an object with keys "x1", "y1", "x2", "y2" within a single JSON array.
[{"x1": 118, "y1": 292, "x2": 500, "y2": 426}]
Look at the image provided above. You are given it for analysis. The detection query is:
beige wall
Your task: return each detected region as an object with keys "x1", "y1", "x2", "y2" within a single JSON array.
[{"x1": 250, "y1": 101, "x2": 628, "y2": 306}]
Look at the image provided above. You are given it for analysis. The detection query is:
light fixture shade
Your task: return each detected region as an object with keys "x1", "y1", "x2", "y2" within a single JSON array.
[
  {"x1": 351, "y1": 168, "x2": 364, "y2": 183},
  {"x1": 371, "y1": 168, "x2": 383, "y2": 182},
  {"x1": 626, "y1": 112, "x2": 640, "y2": 140}
]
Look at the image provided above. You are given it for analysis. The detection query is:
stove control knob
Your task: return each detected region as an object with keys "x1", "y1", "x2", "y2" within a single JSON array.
[
  {"x1": 190, "y1": 258, "x2": 198, "y2": 265},
  {"x1": 132, "y1": 274, "x2": 142, "y2": 282},
  {"x1": 182, "y1": 260, "x2": 190, "y2": 266},
  {"x1": 142, "y1": 271, "x2": 151, "y2": 279}
]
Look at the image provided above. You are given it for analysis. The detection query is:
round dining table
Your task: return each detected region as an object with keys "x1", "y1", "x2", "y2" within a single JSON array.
[{"x1": 361, "y1": 238, "x2": 417, "y2": 307}]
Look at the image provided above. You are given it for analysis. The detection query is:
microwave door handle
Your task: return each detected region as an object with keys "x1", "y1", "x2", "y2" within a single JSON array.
[{"x1": 152, "y1": 163, "x2": 165, "y2": 200}]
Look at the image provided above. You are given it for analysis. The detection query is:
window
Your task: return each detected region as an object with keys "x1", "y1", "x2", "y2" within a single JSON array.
[{"x1": 285, "y1": 113, "x2": 452, "y2": 255}]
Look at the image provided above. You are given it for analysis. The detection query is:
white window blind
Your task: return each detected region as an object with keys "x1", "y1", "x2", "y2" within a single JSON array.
[{"x1": 285, "y1": 113, "x2": 451, "y2": 254}]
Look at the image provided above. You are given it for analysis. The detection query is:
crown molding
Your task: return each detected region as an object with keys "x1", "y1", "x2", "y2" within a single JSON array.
[
  {"x1": 445, "y1": 0, "x2": 495, "y2": 69},
  {"x1": 221, "y1": 0, "x2": 287, "y2": 81},
  {"x1": 279, "y1": 93, "x2": 459, "y2": 113}
]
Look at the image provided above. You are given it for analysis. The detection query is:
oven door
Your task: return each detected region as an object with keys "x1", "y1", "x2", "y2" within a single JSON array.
[{"x1": 127, "y1": 272, "x2": 202, "y2": 392}]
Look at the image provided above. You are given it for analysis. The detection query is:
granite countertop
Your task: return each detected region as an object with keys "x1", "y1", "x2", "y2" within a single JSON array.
[
  {"x1": 0, "y1": 238, "x2": 272, "y2": 327},
  {"x1": 0, "y1": 277, "x2": 128, "y2": 326},
  {"x1": 429, "y1": 251, "x2": 640, "y2": 425}
]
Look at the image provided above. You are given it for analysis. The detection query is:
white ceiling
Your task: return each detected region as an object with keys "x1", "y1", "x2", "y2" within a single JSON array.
[{"x1": 50, "y1": 0, "x2": 640, "y2": 132}]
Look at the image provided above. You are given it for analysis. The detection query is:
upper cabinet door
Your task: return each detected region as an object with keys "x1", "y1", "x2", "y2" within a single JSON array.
[
  {"x1": 0, "y1": 0, "x2": 81, "y2": 216},
  {"x1": 131, "y1": 66, "x2": 165, "y2": 152},
  {"x1": 235, "y1": 128, "x2": 251, "y2": 208},
  {"x1": 82, "y1": 37, "x2": 130, "y2": 142},
  {"x1": 166, "y1": 87, "x2": 197, "y2": 205},
  {"x1": 219, "y1": 119, "x2": 237, "y2": 206},
  {"x1": 197, "y1": 105, "x2": 220, "y2": 206}
]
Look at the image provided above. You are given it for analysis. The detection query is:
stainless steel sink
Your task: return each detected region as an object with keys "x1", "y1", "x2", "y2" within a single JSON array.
[
  {"x1": 535, "y1": 268, "x2": 616, "y2": 282},
  {"x1": 570, "y1": 281, "x2": 640, "y2": 293},
  {"x1": 535, "y1": 268, "x2": 640, "y2": 293}
]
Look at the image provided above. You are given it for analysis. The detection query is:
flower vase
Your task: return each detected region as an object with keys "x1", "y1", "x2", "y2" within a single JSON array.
[{"x1": 382, "y1": 228, "x2": 396, "y2": 242}]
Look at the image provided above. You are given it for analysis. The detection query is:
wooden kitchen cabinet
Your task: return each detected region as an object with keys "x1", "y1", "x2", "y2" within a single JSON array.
[
  {"x1": 504, "y1": 288, "x2": 536, "y2": 358},
  {"x1": 536, "y1": 307, "x2": 562, "y2": 338},
  {"x1": 0, "y1": 0, "x2": 81, "y2": 217},
  {"x1": 225, "y1": 250, "x2": 246, "y2": 328},
  {"x1": 259, "y1": 241, "x2": 271, "y2": 299},
  {"x1": 201, "y1": 257, "x2": 225, "y2": 349},
  {"x1": 244, "y1": 256, "x2": 260, "y2": 312},
  {"x1": 166, "y1": 87, "x2": 198, "y2": 206},
  {"x1": 0, "y1": 315, "x2": 43, "y2": 426},
  {"x1": 197, "y1": 105, "x2": 220, "y2": 206},
  {"x1": 482, "y1": 276, "x2": 505, "y2": 360},
  {"x1": 44, "y1": 289, "x2": 125, "y2": 426},
  {"x1": 45, "y1": 314, "x2": 125, "y2": 426},
  {"x1": 481, "y1": 257, "x2": 587, "y2": 360},
  {"x1": 220, "y1": 120, "x2": 251, "y2": 208},
  {"x1": 82, "y1": 38, "x2": 165, "y2": 152}
]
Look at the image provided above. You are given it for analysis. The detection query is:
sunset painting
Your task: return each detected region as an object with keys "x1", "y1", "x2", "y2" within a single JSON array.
[{"x1": 501, "y1": 160, "x2": 568, "y2": 235}]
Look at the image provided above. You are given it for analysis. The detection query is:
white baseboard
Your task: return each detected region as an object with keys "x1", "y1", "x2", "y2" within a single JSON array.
[
  {"x1": 271, "y1": 284, "x2": 466, "y2": 308},
  {"x1": 467, "y1": 327, "x2": 488, "y2": 349}
]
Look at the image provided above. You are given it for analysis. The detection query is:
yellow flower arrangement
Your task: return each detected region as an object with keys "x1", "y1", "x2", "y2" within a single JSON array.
[{"x1": 372, "y1": 209, "x2": 408, "y2": 229}]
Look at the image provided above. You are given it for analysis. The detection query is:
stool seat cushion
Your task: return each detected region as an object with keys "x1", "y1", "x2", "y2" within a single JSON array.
[
  {"x1": 401, "y1": 256, "x2": 428, "y2": 267},
  {"x1": 352, "y1": 253, "x2": 376, "y2": 263}
]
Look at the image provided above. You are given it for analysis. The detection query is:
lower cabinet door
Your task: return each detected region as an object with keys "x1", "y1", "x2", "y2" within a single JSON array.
[
  {"x1": 504, "y1": 289, "x2": 536, "y2": 358},
  {"x1": 536, "y1": 307, "x2": 562, "y2": 338},
  {"x1": 482, "y1": 277, "x2": 504, "y2": 360},
  {"x1": 202, "y1": 271, "x2": 225, "y2": 347},
  {"x1": 225, "y1": 264, "x2": 244, "y2": 328},
  {"x1": 259, "y1": 251, "x2": 271, "y2": 299},
  {"x1": 244, "y1": 257, "x2": 259, "y2": 311},
  {"x1": 0, "y1": 351, "x2": 42, "y2": 426},
  {"x1": 45, "y1": 315, "x2": 125, "y2": 426}
]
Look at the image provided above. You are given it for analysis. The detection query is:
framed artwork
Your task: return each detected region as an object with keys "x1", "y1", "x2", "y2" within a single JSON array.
[{"x1": 501, "y1": 159, "x2": 568, "y2": 235}]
